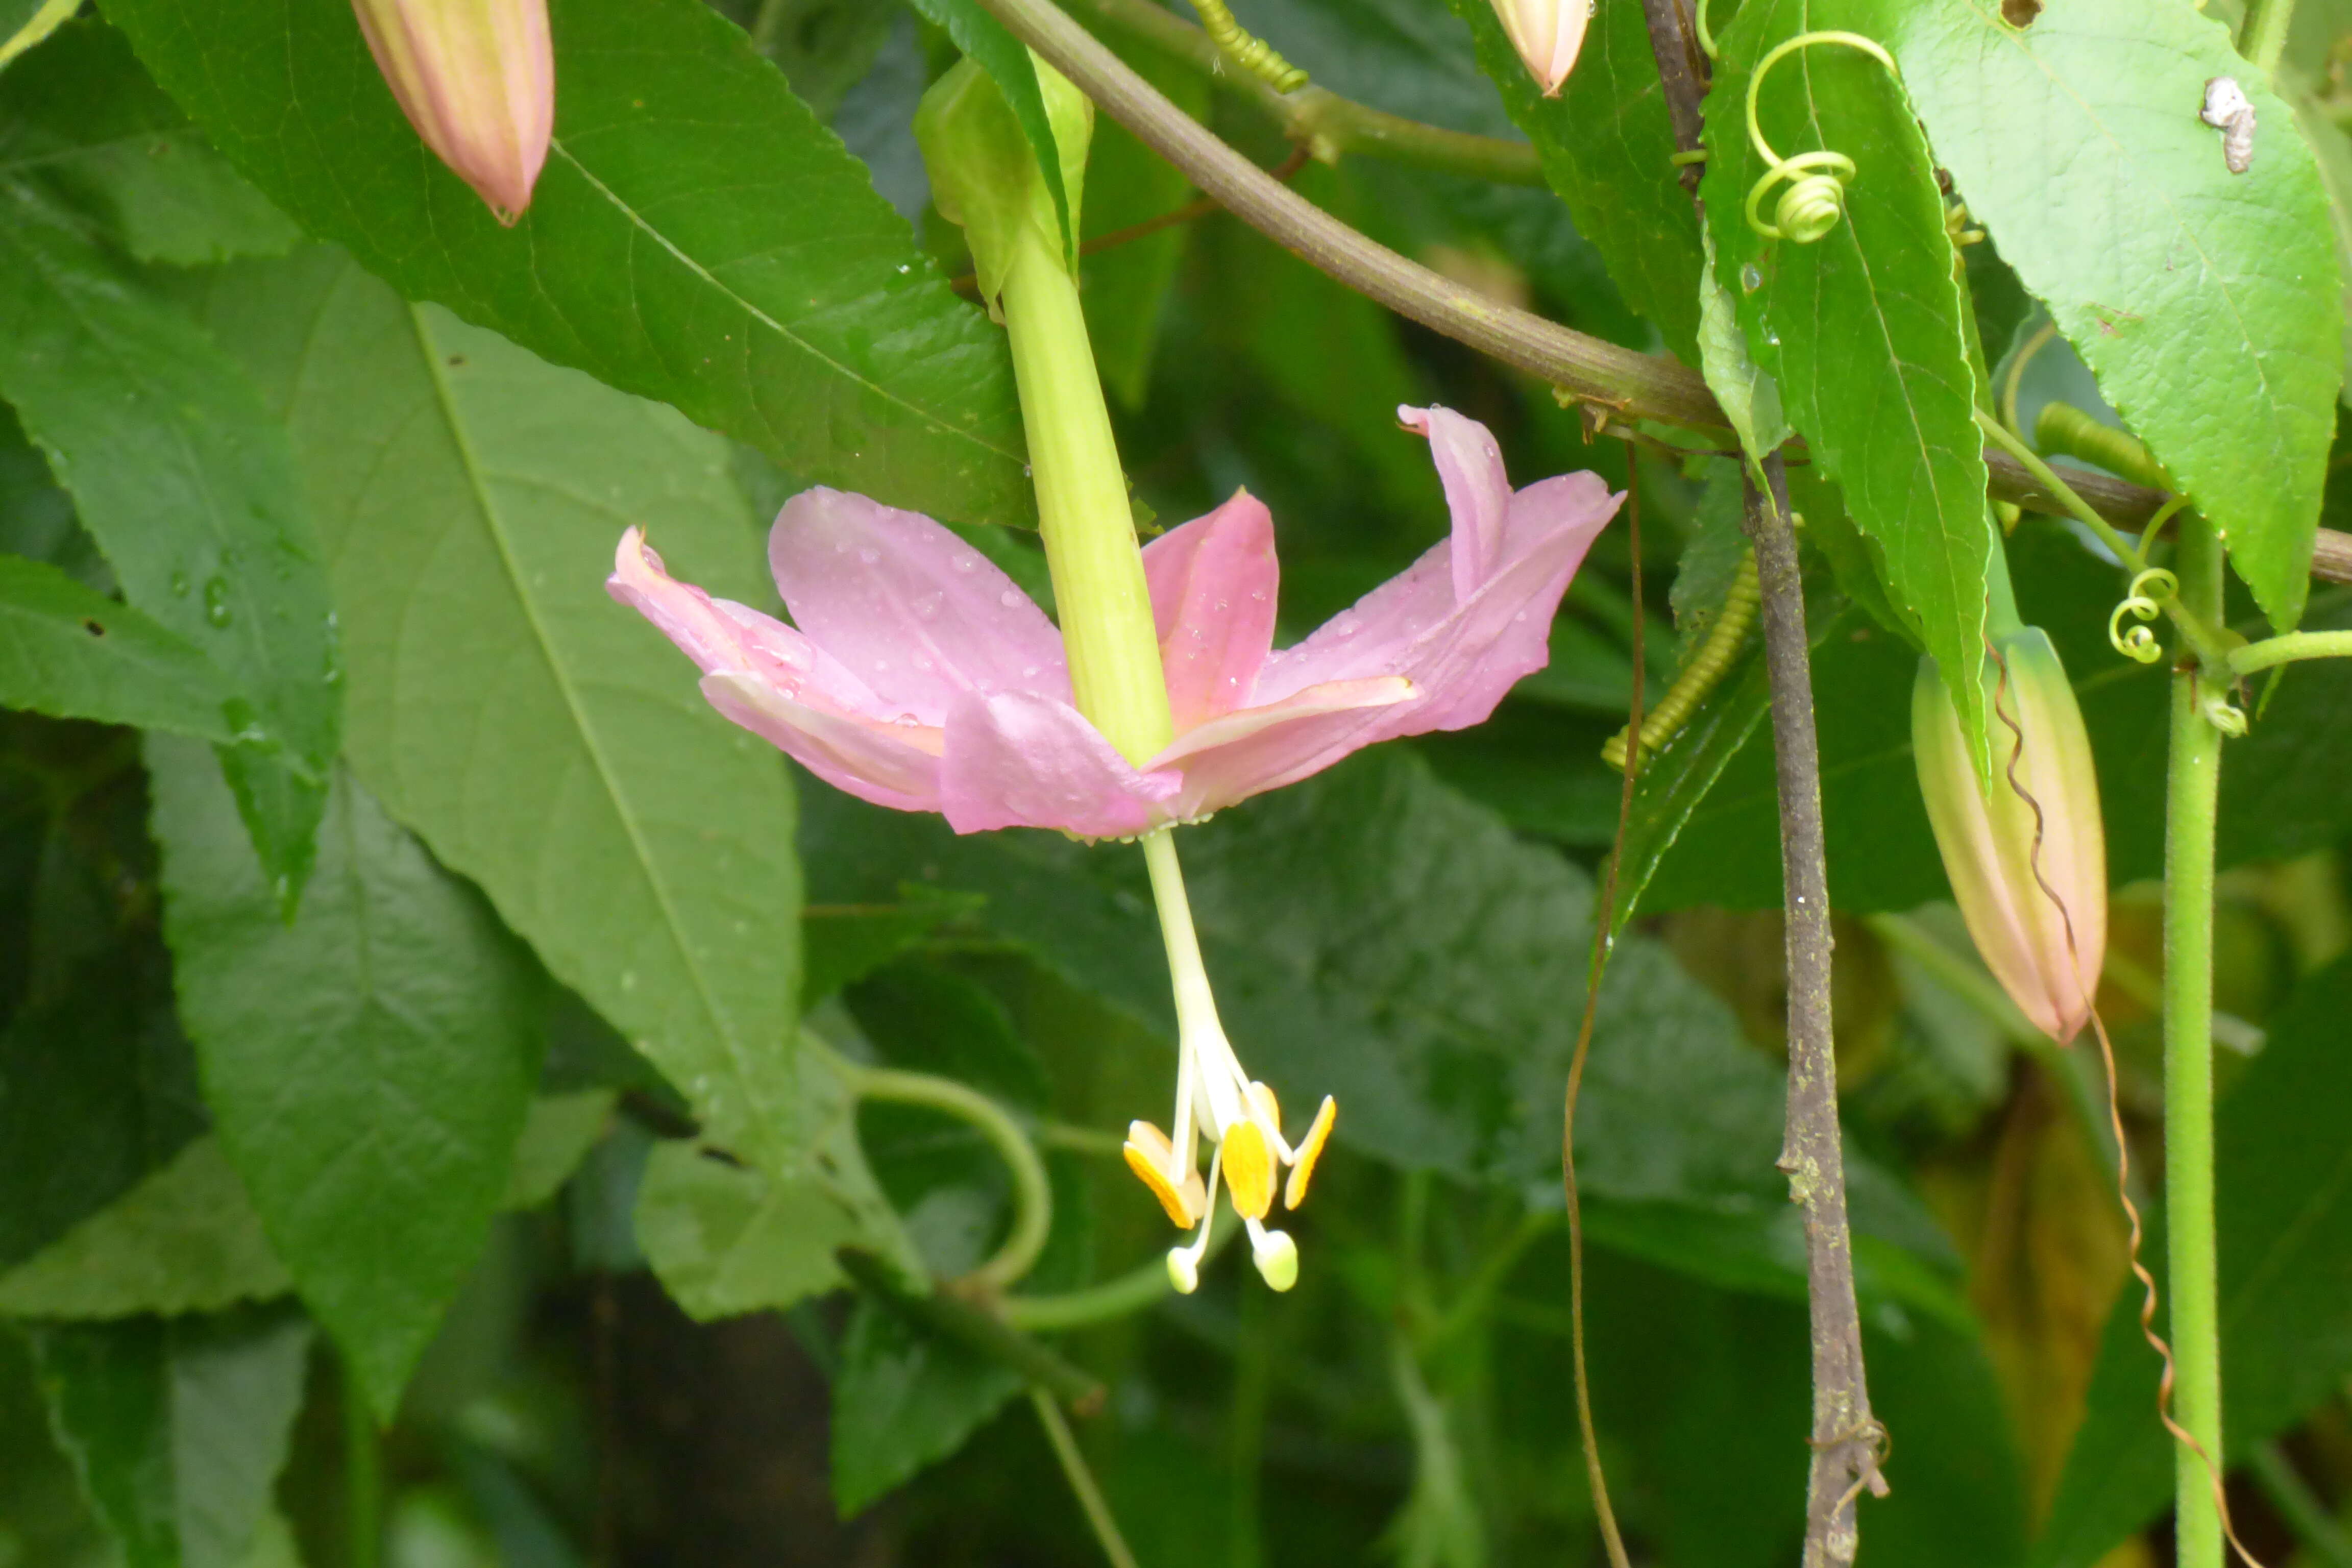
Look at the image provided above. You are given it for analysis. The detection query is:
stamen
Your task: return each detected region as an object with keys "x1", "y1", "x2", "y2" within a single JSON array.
[
  {"x1": 1167, "y1": 1145, "x2": 1224, "y2": 1294},
  {"x1": 1223, "y1": 1120, "x2": 1276, "y2": 1218},
  {"x1": 1244, "y1": 1216, "x2": 1298, "y2": 1292},
  {"x1": 1247, "y1": 1080, "x2": 1292, "y2": 1160},
  {"x1": 1283, "y1": 1095, "x2": 1338, "y2": 1210},
  {"x1": 1122, "y1": 1119, "x2": 1203, "y2": 1227}
]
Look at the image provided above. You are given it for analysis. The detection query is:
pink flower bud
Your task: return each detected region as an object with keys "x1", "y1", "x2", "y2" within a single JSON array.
[
  {"x1": 1489, "y1": 0, "x2": 1589, "y2": 96},
  {"x1": 1912, "y1": 628, "x2": 2106, "y2": 1044},
  {"x1": 352, "y1": 0, "x2": 554, "y2": 224}
]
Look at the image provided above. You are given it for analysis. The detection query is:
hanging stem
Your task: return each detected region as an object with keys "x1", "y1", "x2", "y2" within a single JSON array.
[
  {"x1": 1744, "y1": 461, "x2": 1886, "y2": 1566},
  {"x1": 2165, "y1": 511, "x2": 2229, "y2": 1568},
  {"x1": 1032, "y1": 1388, "x2": 1143, "y2": 1568}
]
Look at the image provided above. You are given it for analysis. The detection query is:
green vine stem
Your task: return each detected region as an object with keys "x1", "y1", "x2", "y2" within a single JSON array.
[
  {"x1": 1001, "y1": 1212, "x2": 1239, "y2": 1330},
  {"x1": 2228, "y1": 628, "x2": 2352, "y2": 676},
  {"x1": 843, "y1": 1060, "x2": 1055, "y2": 1296},
  {"x1": 2165, "y1": 510, "x2": 2230, "y2": 1568},
  {"x1": 2239, "y1": 0, "x2": 2299, "y2": 79},
  {"x1": 1974, "y1": 409, "x2": 2150, "y2": 571},
  {"x1": 836, "y1": 1248, "x2": 1105, "y2": 1406},
  {"x1": 1032, "y1": 1388, "x2": 1144, "y2": 1568},
  {"x1": 1064, "y1": 0, "x2": 1542, "y2": 185}
]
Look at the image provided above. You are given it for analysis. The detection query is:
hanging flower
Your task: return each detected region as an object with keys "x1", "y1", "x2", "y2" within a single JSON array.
[
  {"x1": 351, "y1": 0, "x2": 554, "y2": 223},
  {"x1": 1912, "y1": 628, "x2": 2107, "y2": 1044},
  {"x1": 608, "y1": 406, "x2": 1621, "y2": 841}
]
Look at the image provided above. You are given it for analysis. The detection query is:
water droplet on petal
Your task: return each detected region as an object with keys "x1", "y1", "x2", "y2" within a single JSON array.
[
  {"x1": 953, "y1": 554, "x2": 978, "y2": 574},
  {"x1": 203, "y1": 577, "x2": 233, "y2": 628},
  {"x1": 1741, "y1": 263, "x2": 1763, "y2": 292},
  {"x1": 1250, "y1": 589, "x2": 1267, "y2": 602},
  {"x1": 873, "y1": 659, "x2": 890, "y2": 672},
  {"x1": 1513, "y1": 611, "x2": 1528, "y2": 623},
  {"x1": 1214, "y1": 598, "x2": 1229, "y2": 611},
  {"x1": 999, "y1": 589, "x2": 1023, "y2": 608},
  {"x1": 1021, "y1": 665, "x2": 1039, "y2": 679},
  {"x1": 857, "y1": 547, "x2": 879, "y2": 565},
  {"x1": 912, "y1": 591, "x2": 943, "y2": 619}
]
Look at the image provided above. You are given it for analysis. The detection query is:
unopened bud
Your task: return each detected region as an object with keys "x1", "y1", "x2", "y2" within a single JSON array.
[
  {"x1": 352, "y1": 0, "x2": 554, "y2": 224},
  {"x1": 1913, "y1": 628, "x2": 2106, "y2": 1044},
  {"x1": 1489, "y1": 0, "x2": 1589, "y2": 96}
]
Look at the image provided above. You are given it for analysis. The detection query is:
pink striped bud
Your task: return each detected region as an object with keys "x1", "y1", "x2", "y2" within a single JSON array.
[
  {"x1": 1913, "y1": 628, "x2": 2106, "y2": 1044},
  {"x1": 352, "y1": 0, "x2": 554, "y2": 224},
  {"x1": 1489, "y1": 0, "x2": 1590, "y2": 96}
]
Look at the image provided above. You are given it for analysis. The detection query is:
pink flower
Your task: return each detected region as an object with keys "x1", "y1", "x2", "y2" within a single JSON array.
[{"x1": 608, "y1": 406, "x2": 1620, "y2": 838}]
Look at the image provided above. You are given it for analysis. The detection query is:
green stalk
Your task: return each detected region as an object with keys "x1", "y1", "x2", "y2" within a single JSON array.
[
  {"x1": 2240, "y1": 0, "x2": 2299, "y2": 78},
  {"x1": 2229, "y1": 628, "x2": 2352, "y2": 676},
  {"x1": 847, "y1": 1059, "x2": 1055, "y2": 1295},
  {"x1": 1032, "y1": 1388, "x2": 1143, "y2": 1568},
  {"x1": 2164, "y1": 510, "x2": 2227, "y2": 1568},
  {"x1": 1000, "y1": 216, "x2": 1173, "y2": 764}
]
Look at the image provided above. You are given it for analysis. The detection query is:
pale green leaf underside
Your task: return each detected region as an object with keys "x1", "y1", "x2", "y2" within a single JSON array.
[{"x1": 200, "y1": 249, "x2": 804, "y2": 1179}]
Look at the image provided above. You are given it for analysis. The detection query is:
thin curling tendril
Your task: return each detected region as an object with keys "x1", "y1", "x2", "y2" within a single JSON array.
[
  {"x1": 1187, "y1": 0, "x2": 1309, "y2": 93},
  {"x1": 2109, "y1": 567, "x2": 2178, "y2": 665},
  {"x1": 1744, "y1": 31, "x2": 1899, "y2": 244}
]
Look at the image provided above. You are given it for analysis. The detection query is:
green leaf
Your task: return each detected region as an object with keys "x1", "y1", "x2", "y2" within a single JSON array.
[
  {"x1": 148, "y1": 739, "x2": 547, "y2": 1418},
  {"x1": 0, "y1": 1092, "x2": 623, "y2": 1321},
  {"x1": 829, "y1": 1298, "x2": 1021, "y2": 1517},
  {"x1": 0, "y1": 554, "x2": 241, "y2": 739},
  {"x1": 634, "y1": 1042, "x2": 921, "y2": 1320},
  {"x1": 1701, "y1": 0, "x2": 1994, "y2": 775},
  {"x1": 0, "y1": 1138, "x2": 290, "y2": 1320},
  {"x1": 908, "y1": 0, "x2": 1076, "y2": 265},
  {"x1": 101, "y1": 0, "x2": 1032, "y2": 527},
  {"x1": 195, "y1": 247, "x2": 805, "y2": 1182},
  {"x1": 1883, "y1": 0, "x2": 2343, "y2": 631},
  {"x1": 2034, "y1": 952, "x2": 2352, "y2": 1568},
  {"x1": 1444, "y1": 0, "x2": 1704, "y2": 361},
  {"x1": 500, "y1": 1090, "x2": 618, "y2": 1211},
  {"x1": 0, "y1": 20, "x2": 300, "y2": 265},
  {"x1": 0, "y1": 942, "x2": 205, "y2": 1272},
  {"x1": 803, "y1": 886, "x2": 986, "y2": 1008},
  {"x1": 746, "y1": 0, "x2": 898, "y2": 120},
  {"x1": 0, "y1": 189, "x2": 337, "y2": 902},
  {"x1": 30, "y1": 1306, "x2": 312, "y2": 1568}
]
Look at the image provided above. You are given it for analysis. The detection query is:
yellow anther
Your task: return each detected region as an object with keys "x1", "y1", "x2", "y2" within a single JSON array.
[
  {"x1": 1122, "y1": 1120, "x2": 1203, "y2": 1228},
  {"x1": 1284, "y1": 1095, "x2": 1337, "y2": 1210},
  {"x1": 1247, "y1": 1080, "x2": 1282, "y2": 1131},
  {"x1": 1223, "y1": 1120, "x2": 1276, "y2": 1219}
]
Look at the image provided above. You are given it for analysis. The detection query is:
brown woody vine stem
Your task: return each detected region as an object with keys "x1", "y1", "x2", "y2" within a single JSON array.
[{"x1": 1630, "y1": 0, "x2": 1884, "y2": 1556}]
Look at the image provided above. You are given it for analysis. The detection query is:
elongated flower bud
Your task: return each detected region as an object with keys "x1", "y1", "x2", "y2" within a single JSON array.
[
  {"x1": 1489, "y1": 0, "x2": 1589, "y2": 96},
  {"x1": 1913, "y1": 629, "x2": 2106, "y2": 1044},
  {"x1": 352, "y1": 0, "x2": 554, "y2": 224}
]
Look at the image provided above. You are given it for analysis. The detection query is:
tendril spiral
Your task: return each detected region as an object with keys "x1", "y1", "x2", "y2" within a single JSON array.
[
  {"x1": 1188, "y1": 0, "x2": 1309, "y2": 93},
  {"x1": 1744, "y1": 31, "x2": 1899, "y2": 245},
  {"x1": 2108, "y1": 567, "x2": 2177, "y2": 664}
]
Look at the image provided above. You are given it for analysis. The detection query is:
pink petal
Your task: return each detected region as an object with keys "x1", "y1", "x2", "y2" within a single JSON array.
[
  {"x1": 1253, "y1": 463, "x2": 1618, "y2": 744},
  {"x1": 939, "y1": 691, "x2": 1184, "y2": 838},
  {"x1": 1142, "y1": 491, "x2": 1279, "y2": 730},
  {"x1": 768, "y1": 489, "x2": 1071, "y2": 726},
  {"x1": 1152, "y1": 677, "x2": 1415, "y2": 819},
  {"x1": 1400, "y1": 405, "x2": 1512, "y2": 604},
  {"x1": 702, "y1": 672, "x2": 943, "y2": 815},
  {"x1": 609, "y1": 527, "x2": 899, "y2": 720}
]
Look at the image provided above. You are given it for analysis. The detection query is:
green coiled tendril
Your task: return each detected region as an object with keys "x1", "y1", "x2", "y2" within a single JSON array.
[
  {"x1": 2109, "y1": 566, "x2": 2180, "y2": 665},
  {"x1": 1744, "y1": 31, "x2": 1899, "y2": 244}
]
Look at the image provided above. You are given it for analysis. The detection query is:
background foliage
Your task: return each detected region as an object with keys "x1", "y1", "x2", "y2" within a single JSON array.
[{"x1": 0, "y1": 0, "x2": 2346, "y2": 1564}]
